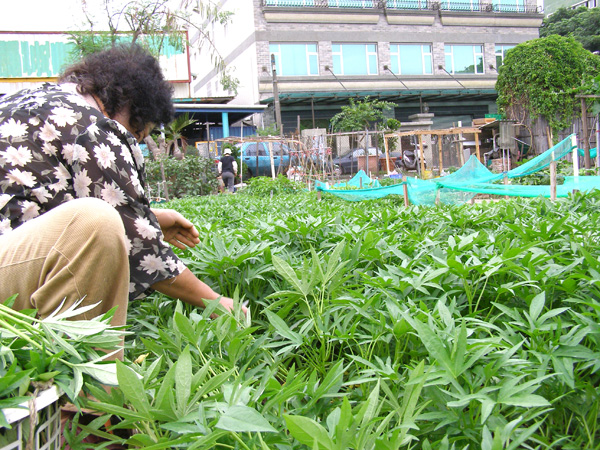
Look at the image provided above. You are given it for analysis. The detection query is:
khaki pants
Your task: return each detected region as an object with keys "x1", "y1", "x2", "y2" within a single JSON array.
[{"x1": 0, "y1": 198, "x2": 129, "y2": 327}]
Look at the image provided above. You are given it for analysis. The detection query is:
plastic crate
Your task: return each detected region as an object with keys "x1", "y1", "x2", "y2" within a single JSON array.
[{"x1": 0, "y1": 387, "x2": 62, "y2": 450}]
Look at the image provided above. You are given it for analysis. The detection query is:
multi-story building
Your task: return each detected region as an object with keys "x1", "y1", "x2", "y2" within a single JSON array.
[{"x1": 192, "y1": 0, "x2": 543, "y2": 133}]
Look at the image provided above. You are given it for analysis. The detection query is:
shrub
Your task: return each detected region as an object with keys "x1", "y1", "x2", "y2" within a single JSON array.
[
  {"x1": 145, "y1": 155, "x2": 219, "y2": 199},
  {"x1": 242, "y1": 174, "x2": 304, "y2": 196}
]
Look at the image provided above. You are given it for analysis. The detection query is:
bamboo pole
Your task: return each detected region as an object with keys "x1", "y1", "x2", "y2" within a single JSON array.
[
  {"x1": 474, "y1": 131, "x2": 481, "y2": 162},
  {"x1": 384, "y1": 135, "x2": 391, "y2": 174},
  {"x1": 403, "y1": 183, "x2": 409, "y2": 207},
  {"x1": 438, "y1": 135, "x2": 444, "y2": 175},
  {"x1": 418, "y1": 134, "x2": 426, "y2": 177},
  {"x1": 550, "y1": 160, "x2": 557, "y2": 201}
]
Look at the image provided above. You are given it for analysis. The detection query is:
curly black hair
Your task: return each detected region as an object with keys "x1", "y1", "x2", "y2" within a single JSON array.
[{"x1": 59, "y1": 44, "x2": 174, "y2": 133}]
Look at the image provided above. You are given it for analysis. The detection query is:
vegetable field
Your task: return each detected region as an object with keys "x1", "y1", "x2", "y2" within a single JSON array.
[{"x1": 93, "y1": 191, "x2": 600, "y2": 449}]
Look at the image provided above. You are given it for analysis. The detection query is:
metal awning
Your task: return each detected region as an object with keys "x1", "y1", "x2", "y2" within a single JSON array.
[
  {"x1": 260, "y1": 89, "x2": 498, "y2": 106},
  {"x1": 172, "y1": 101, "x2": 267, "y2": 126}
]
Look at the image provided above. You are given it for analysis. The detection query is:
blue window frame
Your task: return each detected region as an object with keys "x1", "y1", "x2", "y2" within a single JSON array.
[
  {"x1": 444, "y1": 44, "x2": 484, "y2": 74},
  {"x1": 332, "y1": 43, "x2": 378, "y2": 75},
  {"x1": 270, "y1": 43, "x2": 319, "y2": 76},
  {"x1": 495, "y1": 44, "x2": 515, "y2": 67},
  {"x1": 390, "y1": 44, "x2": 432, "y2": 75}
]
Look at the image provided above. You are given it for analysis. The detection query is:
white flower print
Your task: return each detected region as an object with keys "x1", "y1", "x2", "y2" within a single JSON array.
[
  {"x1": 54, "y1": 164, "x2": 71, "y2": 183},
  {"x1": 165, "y1": 257, "x2": 177, "y2": 271},
  {"x1": 0, "y1": 193, "x2": 11, "y2": 209},
  {"x1": 7, "y1": 169, "x2": 36, "y2": 187},
  {"x1": 29, "y1": 117, "x2": 40, "y2": 126},
  {"x1": 132, "y1": 145, "x2": 144, "y2": 167},
  {"x1": 0, "y1": 218, "x2": 11, "y2": 234},
  {"x1": 73, "y1": 169, "x2": 92, "y2": 197},
  {"x1": 120, "y1": 145, "x2": 134, "y2": 166},
  {"x1": 87, "y1": 122, "x2": 100, "y2": 137},
  {"x1": 39, "y1": 122, "x2": 61, "y2": 142},
  {"x1": 62, "y1": 144, "x2": 89, "y2": 164},
  {"x1": 32, "y1": 187, "x2": 52, "y2": 204},
  {"x1": 0, "y1": 118, "x2": 28, "y2": 138},
  {"x1": 140, "y1": 254, "x2": 166, "y2": 274},
  {"x1": 41, "y1": 142, "x2": 57, "y2": 156},
  {"x1": 21, "y1": 200, "x2": 40, "y2": 221},
  {"x1": 101, "y1": 182, "x2": 126, "y2": 207},
  {"x1": 106, "y1": 132, "x2": 122, "y2": 147},
  {"x1": 176, "y1": 260, "x2": 186, "y2": 273},
  {"x1": 134, "y1": 217, "x2": 159, "y2": 240},
  {"x1": 49, "y1": 106, "x2": 78, "y2": 127},
  {"x1": 130, "y1": 171, "x2": 144, "y2": 195},
  {"x1": 49, "y1": 178, "x2": 68, "y2": 193},
  {"x1": 124, "y1": 236, "x2": 133, "y2": 254},
  {"x1": 3, "y1": 145, "x2": 32, "y2": 166},
  {"x1": 94, "y1": 143, "x2": 116, "y2": 169},
  {"x1": 73, "y1": 144, "x2": 89, "y2": 163}
]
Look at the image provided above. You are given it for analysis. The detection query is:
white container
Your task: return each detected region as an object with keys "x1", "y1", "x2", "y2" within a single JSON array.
[{"x1": 0, "y1": 386, "x2": 62, "y2": 450}]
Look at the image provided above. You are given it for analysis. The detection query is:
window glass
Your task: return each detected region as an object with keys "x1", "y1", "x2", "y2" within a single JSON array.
[
  {"x1": 444, "y1": 45, "x2": 484, "y2": 74},
  {"x1": 332, "y1": 44, "x2": 378, "y2": 75},
  {"x1": 245, "y1": 143, "x2": 258, "y2": 156},
  {"x1": 258, "y1": 143, "x2": 268, "y2": 156},
  {"x1": 327, "y1": 0, "x2": 371, "y2": 7},
  {"x1": 495, "y1": 44, "x2": 515, "y2": 67},
  {"x1": 440, "y1": 0, "x2": 480, "y2": 10},
  {"x1": 270, "y1": 43, "x2": 319, "y2": 76},
  {"x1": 390, "y1": 44, "x2": 432, "y2": 75},
  {"x1": 491, "y1": 0, "x2": 525, "y2": 12}
]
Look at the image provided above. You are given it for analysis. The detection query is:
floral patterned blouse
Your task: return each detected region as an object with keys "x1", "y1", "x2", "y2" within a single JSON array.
[{"x1": 0, "y1": 83, "x2": 185, "y2": 300}]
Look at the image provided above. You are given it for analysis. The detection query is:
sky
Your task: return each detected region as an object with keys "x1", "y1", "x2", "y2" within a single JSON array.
[{"x1": 0, "y1": 0, "x2": 93, "y2": 31}]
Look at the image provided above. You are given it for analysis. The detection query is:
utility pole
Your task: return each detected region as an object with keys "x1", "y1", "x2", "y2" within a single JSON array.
[{"x1": 271, "y1": 54, "x2": 283, "y2": 135}]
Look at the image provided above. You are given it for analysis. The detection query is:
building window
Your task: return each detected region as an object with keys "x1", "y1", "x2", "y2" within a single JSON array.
[
  {"x1": 495, "y1": 45, "x2": 515, "y2": 67},
  {"x1": 390, "y1": 44, "x2": 432, "y2": 75},
  {"x1": 439, "y1": 0, "x2": 480, "y2": 11},
  {"x1": 332, "y1": 43, "x2": 378, "y2": 75},
  {"x1": 492, "y1": 0, "x2": 525, "y2": 11},
  {"x1": 269, "y1": 43, "x2": 319, "y2": 76},
  {"x1": 444, "y1": 44, "x2": 484, "y2": 74}
]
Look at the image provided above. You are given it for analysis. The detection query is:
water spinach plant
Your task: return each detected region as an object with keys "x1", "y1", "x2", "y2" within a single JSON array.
[{"x1": 79, "y1": 189, "x2": 600, "y2": 449}]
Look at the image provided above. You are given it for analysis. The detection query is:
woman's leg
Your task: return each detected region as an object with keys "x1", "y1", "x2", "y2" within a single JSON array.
[{"x1": 0, "y1": 198, "x2": 130, "y2": 327}]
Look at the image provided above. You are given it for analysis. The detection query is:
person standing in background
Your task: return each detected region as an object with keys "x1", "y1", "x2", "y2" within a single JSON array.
[{"x1": 218, "y1": 148, "x2": 238, "y2": 193}]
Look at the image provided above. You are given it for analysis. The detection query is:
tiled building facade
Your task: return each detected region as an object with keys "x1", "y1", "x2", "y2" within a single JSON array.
[{"x1": 192, "y1": 0, "x2": 543, "y2": 132}]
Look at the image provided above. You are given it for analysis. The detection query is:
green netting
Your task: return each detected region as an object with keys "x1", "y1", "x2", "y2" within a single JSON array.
[
  {"x1": 577, "y1": 147, "x2": 598, "y2": 158},
  {"x1": 314, "y1": 133, "x2": 600, "y2": 204},
  {"x1": 314, "y1": 170, "x2": 381, "y2": 190},
  {"x1": 507, "y1": 135, "x2": 576, "y2": 178}
]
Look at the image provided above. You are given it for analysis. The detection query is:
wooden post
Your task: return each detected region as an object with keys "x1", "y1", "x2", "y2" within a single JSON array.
[
  {"x1": 474, "y1": 131, "x2": 481, "y2": 162},
  {"x1": 503, "y1": 174, "x2": 509, "y2": 200},
  {"x1": 360, "y1": 178, "x2": 363, "y2": 189},
  {"x1": 573, "y1": 134, "x2": 580, "y2": 182},
  {"x1": 403, "y1": 182, "x2": 409, "y2": 207},
  {"x1": 582, "y1": 97, "x2": 591, "y2": 169},
  {"x1": 438, "y1": 134, "x2": 444, "y2": 176},
  {"x1": 550, "y1": 160, "x2": 557, "y2": 201},
  {"x1": 384, "y1": 135, "x2": 391, "y2": 174},
  {"x1": 418, "y1": 134, "x2": 426, "y2": 177},
  {"x1": 317, "y1": 190, "x2": 322, "y2": 201}
]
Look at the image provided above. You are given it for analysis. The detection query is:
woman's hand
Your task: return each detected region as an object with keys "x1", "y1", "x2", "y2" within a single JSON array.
[{"x1": 151, "y1": 208, "x2": 200, "y2": 250}]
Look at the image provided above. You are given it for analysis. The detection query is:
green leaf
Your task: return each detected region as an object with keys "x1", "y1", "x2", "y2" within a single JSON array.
[
  {"x1": 216, "y1": 405, "x2": 277, "y2": 433},
  {"x1": 284, "y1": 414, "x2": 334, "y2": 449},
  {"x1": 175, "y1": 346, "x2": 192, "y2": 417},
  {"x1": 264, "y1": 310, "x2": 302, "y2": 345},
  {"x1": 116, "y1": 360, "x2": 152, "y2": 419}
]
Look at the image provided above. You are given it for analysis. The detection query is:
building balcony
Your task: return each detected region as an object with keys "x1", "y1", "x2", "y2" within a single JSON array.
[{"x1": 262, "y1": 0, "x2": 541, "y2": 13}]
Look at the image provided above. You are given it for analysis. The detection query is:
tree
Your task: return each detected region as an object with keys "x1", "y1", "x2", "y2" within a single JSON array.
[
  {"x1": 496, "y1": 35, "x2": 600, "y2": 136},
  {"x1": 68, "y1": 0, "x2": 238, "y2": 93},
  {"x1": 329, "y1": 97, "x2": 395, "y2": 133},
  {"x1": 540, "y1": 7, "x2": 600, "y2": 53}
]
